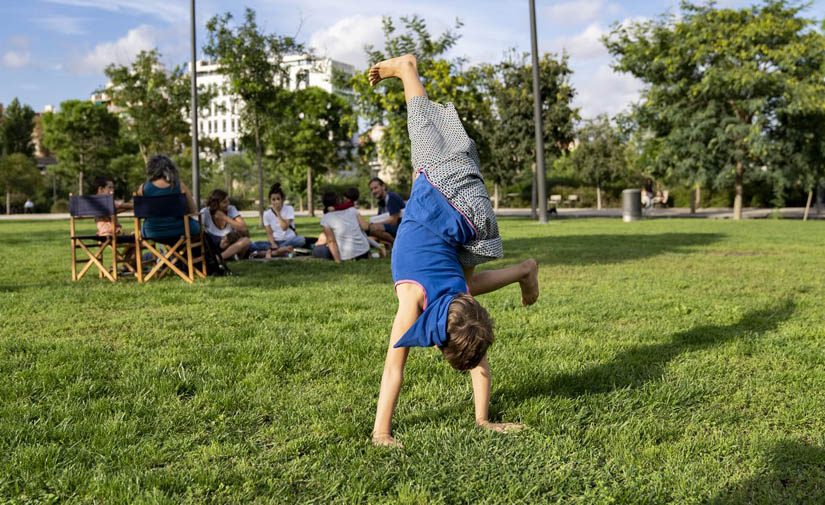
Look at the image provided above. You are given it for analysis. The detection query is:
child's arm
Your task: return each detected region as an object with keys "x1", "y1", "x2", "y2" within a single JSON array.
[
  {"x1": 373, "y1": 284, "x2": 423, "y2": 447},
  {"x1": 470, "y1": 359, "x2": 522, "y2": 432}
]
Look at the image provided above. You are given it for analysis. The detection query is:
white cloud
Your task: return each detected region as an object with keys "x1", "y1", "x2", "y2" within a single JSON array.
[
  {"x1": 554, "y1": 23, "x2": 608, "y2": 60},
  {"x1": 43, "y1": 0, "x2": 187, "y2": 23},
  {"x1": 309, "y1": 15, "x2": 385, "y2": 70},
  {"x1": 575, "y1": 64, "x2": 644, "y2": 119},
  {"x1": 34, "y1": 16, "x2": 89, "y2": 35},
  {"x1": 76, "y1": 24, "x2": 161, "y2": 73},
  {"x1": 2, "y1": 50, "x2": 31, "y2": 68}
]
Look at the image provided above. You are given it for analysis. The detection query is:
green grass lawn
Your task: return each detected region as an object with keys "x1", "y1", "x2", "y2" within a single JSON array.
[{"x1": 1, "y1": 217, "x2": 824, "y2": 504}]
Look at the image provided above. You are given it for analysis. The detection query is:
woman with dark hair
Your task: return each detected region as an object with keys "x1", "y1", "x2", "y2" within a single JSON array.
[
  {"x1": 201, "y1": 189, "x2": 250, "y2": 261},
  {"x1": 134, "y1": 154, "x2": 200, "y2": 240},
  {"x1": 312, "y1": 190, "x2": 371, "y2": 262}
]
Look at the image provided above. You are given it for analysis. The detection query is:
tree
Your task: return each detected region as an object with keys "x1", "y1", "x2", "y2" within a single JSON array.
[
  {"x1": 41, "y1": 100, "x2": 120, "y2": 195},
  {"x1": 568, "y1": 115, "x2": 627, "y2": 209},
  {"x1": 478, "y1": 51, "x2": 578, "y2": 210},
  {"x1": 350, "y1": 15, "x2": 492, "y2": 192},
  {"x1": 0, "y1": 153, "x2": 42, "y2": 214},
  {"x1": 605, "y1": 0, "x2": 825, "y2": 219},
  {"x1": 0, "y1": 98, "x2": 36, "y2": 157},
  {"x1": 204, "y1": 8, "x2": 305, "y2": 225},
  {"x1": 265, "y1": 87, "x2": 353, "y2": 216},
  {"x1": 103, "y1": 50, "x2": 212, "y2": 165}
]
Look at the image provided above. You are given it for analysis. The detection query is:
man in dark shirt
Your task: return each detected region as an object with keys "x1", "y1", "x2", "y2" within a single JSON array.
[{"x1": 369, "y1": 177, "x2": 405, "y2": 244}]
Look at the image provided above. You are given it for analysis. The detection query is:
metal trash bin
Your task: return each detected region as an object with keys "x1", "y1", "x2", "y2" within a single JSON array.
[{"x1": 622, "y1": 189, "x2": 642, "y2": 222}]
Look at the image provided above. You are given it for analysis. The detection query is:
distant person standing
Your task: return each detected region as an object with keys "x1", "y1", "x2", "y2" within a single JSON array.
[
  {"x1": 23, "y1": 198, "x2": 34, "y2": 214},
  {"x1": 368, "y1": 177, "x2": 405, "y2": 244}
]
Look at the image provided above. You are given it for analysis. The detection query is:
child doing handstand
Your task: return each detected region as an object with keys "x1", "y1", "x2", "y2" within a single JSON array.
[{"x1": 370, "y1": 54, "x2": 539, "y2": 448}]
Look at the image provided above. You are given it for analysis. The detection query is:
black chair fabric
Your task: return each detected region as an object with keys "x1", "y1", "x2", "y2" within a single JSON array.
[
  {"x1": 133, "y1": 194, "x2": 188, "y2": 219},
  {"x1": 70, "y1": 194, "x2": 115, "y2": 217}
]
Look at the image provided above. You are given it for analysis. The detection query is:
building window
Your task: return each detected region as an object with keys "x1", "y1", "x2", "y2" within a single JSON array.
[
  {"x1": 222, "y1": 120, "x2": 226, "y2": 133},
  {"x1": 231, "y1": 139, "x2": 236, "y2": 151},
  {"x1": 207, "y1": 121, "x2": 211, "y2": 134}
]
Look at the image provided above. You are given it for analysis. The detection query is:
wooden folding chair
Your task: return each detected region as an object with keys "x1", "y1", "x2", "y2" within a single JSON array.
[
  {"x1": 69, "y1": 194, "x2": 135, "y2": 282},
  {"x1": 133, "y1": 194, "x2": 206, "y2": 284}
]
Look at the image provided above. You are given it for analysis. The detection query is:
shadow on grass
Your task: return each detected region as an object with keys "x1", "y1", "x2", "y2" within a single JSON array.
[
  {"x1": 502, "y1": 232, "x2": 723, "y2": 266},
  {"x1": 708, "y1": 439, "x2": 825, "y2": 504},
  {"x1": 503, "y1": 299, "x2": 795, "y2": 402}
]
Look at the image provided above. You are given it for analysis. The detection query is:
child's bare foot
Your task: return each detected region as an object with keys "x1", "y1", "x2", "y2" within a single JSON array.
[
  {"x1": 519, "y1": 259, "x2": 539, "y2": 306},
  {"x1": 368, "y1": 54, "x2": 417, "y2": 86},
  {"x1": 477, "y1": 421, "x2": 525, "y2": 433},
  {"x1": 372, "y1": 434, "x2": 403, "y2": 448}
]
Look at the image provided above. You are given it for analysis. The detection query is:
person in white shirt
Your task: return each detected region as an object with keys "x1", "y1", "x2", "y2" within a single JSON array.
[
  {"x1": 260, "y1": 183, "x2": 307, "y2": 258},
  {"x1": 313, "y1": 190, "x2": 371, "y2": 262},
  {"x1": 200, "y1": 189, "x2": 250, "y2": 260}
]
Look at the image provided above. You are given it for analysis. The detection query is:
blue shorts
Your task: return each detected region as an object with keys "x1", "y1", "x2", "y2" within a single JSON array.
[{"x1": 383, "y1": 223, "x2": 399, "y2": 237}]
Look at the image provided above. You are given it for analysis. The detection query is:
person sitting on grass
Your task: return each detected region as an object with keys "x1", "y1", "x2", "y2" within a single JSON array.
[
  {"x1": 201, "y1": 189, "x2": 250, "y2": 261},
  {"x1": 313, "y1": 190, "x2": 372, "y2": 262},
  {"x1": 328, "y1": 187, "x2": 386, "y2": 258},
  {"x1": 368, "y1": 177, "x2": 404, "y2": 246},
  {"x1": 259, "y1": 183, "x2": 307, "y2": 258},
  {"x1": 368, "y1": 54, "x2": 540, "y2": 448}
]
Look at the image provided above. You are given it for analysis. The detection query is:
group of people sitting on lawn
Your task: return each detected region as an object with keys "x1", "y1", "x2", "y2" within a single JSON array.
[{"x1": 93, "y1": 153, "x2": 406, "y2": 265}]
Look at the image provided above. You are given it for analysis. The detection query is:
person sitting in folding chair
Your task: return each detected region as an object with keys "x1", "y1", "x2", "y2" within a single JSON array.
[
  {"x1": 135, "y1": 154, "x2": 200, "y2": 241},
  {"x1": 93, "y1": 175, "x2": 136, "y2": 271},
  {"x1": 134, "y1": 154, "x2": 204, "y2": 283}
]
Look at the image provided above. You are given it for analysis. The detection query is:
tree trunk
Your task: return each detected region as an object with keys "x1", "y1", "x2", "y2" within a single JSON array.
[
  {"x1": 695, "y1": 184, "x2": 701, "y2": 209},
  {"x1": 596, "y1": 182, "x2": 602, "y2": 210},
  {"x1": 306, "y1": 166, "x2": 314, "y2": 217},
  {"x1": 255, "y1": 124, "x2": 264, "y2": 227},
  {"x1": 531, "y1": 162, "x2": 537, "y2": 220},
  {"x1": 493, "y1": 182, "x2": 500, "y2": 211},
  {"x1": 803, "y1": 190, "x2": 813, "y2": 221},
  {"x1": 298, "y1": 195, "x2": 304, "y2": 213},
  {"x1": 733, "y1": 162, "x2": 744, "y2": 220},
  {"x1": 5, "y1": 190, "x2": 10, "y2": 215},
  {"x1": 78, "y1": 153, "x2": 84, "y2": 195},
  {"x1": 689, "y1": 188, "x2": 696, "y2": 214}
]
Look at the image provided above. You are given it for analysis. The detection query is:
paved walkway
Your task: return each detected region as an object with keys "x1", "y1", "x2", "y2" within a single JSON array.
[{"x1": 3, "y1": 206, "x2": 823, "y2": 221}]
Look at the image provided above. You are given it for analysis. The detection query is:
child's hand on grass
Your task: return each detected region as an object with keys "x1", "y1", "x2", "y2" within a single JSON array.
[{"x1": 477, "y1": 421, "x2": 524, "y2": 433}]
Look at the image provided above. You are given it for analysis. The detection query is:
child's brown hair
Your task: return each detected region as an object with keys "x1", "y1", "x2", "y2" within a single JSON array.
[{"x1": 441, "y1": 294, "x2": 494, "y2": 370}]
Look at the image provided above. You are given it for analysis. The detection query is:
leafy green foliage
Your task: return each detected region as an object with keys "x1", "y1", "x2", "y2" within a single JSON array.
[
  {"x1": 350, "y1": 15, "x2": 487, "y2": 191},
  {"x1": 0, "y1": 153, "x2": 42, "y2": 213},
  {"x1": 204, "y1": 8, "x2": 305, "y2": 222},
  {"x1": 0, "y1": 98, "x2": 36, "y2": 157},
  {"x1": 103, "y1": 50, "x2": 207, "y2": 164},
  {"x1": 567, "y1": 115, "x2": 628, "y2": 209},
  {"x1": 41, "y1": 100, "x2": 120, "y2": 195},
  {"x1": 264, "y1": 87, "x2": 353, "y2": 215},
  {"x1": 605, "y1": 0, "x2": 825, "y2": 218},
  {"x1": 479, "y1": 51, "x2": 579, "y2": 189}
]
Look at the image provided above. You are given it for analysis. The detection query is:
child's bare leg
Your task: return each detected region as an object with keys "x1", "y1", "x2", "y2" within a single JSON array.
[
  {"x1": 369, "y1": 54, "x2": 426, "y2": 102},
  {"x1": 464, "y1": 259, "x2": 539, "y2": 306}
]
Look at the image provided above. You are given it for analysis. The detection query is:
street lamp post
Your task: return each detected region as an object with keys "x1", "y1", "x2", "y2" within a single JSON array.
[
  {"x1": 190, "y1": 0, "x2": 200, "y2": 207},
  {"x1": 529, "y1": 0, "x2": 548, "y2": 223}
]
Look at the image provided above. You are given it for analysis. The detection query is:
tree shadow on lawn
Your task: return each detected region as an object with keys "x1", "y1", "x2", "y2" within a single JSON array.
[
  {"x1": 503, "y1": 299, "x2": 796, "y2": 402},
  {"x1": 708, "y1": 439, "x2": 825, "y2": 504},
  {"x1": 502, "y1": 232, "x2": 723, "y2": 266}
]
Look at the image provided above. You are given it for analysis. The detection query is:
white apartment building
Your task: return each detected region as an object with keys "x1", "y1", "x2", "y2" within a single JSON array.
[{"x1": 192, "y1": 55, "x2": 355, "y2": 154}]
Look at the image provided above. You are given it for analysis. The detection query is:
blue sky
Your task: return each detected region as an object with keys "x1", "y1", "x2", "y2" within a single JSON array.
[{"x1": 2, "y1": 0, "x2": 822, "y2": 119}]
